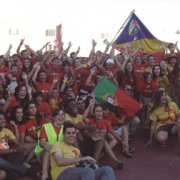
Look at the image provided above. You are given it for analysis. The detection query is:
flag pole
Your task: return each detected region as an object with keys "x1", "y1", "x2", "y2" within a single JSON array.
[{"x1": 110, "y1": 10, "x2": 135, "y2": 45}]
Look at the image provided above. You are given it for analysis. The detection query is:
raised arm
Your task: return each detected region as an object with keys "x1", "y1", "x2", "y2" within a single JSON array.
[
  {"x1": 16, "y1": 38, "x2": 25, "y2": 57},
  {"x1": 82, "y1": 99, "x2": 95, "y2": 124}
]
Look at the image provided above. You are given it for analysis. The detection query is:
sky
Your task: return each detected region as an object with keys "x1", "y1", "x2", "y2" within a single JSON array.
[{"x1": 0, "y1": 0, "x2": 180, "y2": 55}]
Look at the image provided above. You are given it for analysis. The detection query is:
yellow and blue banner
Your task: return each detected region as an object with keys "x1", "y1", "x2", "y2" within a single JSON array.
[{"x1": 115, "y1": 13, "x2": 170, "y2": 62}]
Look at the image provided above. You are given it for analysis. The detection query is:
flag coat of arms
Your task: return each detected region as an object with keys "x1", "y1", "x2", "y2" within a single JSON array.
[
  {"x1": 94, "y1": 76, "x2": 140, "y2": 117},
  {"x1": 115, "y1": 13, "x2": 169, "y2": 62}
]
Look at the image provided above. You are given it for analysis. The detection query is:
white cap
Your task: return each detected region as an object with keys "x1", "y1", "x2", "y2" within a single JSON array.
[{"x1": 106, "y1": 59, "x2": 114, "y2": 64}]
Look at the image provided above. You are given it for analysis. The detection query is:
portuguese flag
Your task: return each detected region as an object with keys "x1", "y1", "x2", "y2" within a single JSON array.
[{"x1": 94, "y1": 76, "x2": 140, "y2": 117}]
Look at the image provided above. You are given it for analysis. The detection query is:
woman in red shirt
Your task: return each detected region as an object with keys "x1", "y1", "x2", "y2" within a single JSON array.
[
  {"x1": 21, "y1": 101, "x2": 46, "y2": 143},
  {"x1": 139, "y1": 72, "x2": 158, "y2": 128},
  {"x1": 5, "y1": 85, "x2": 29, "y2": 116},
  {"x1": 83, "y1": 101, "x2": 123, "y2": 169}
]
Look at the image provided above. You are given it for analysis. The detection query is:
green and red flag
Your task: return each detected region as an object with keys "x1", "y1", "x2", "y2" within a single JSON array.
[{"x1": 94, "y1": 76, "x2": 140, "y2": 117}]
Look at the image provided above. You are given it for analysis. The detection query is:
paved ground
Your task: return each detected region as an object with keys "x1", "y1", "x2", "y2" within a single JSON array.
[{"x1": 18, "y1": 129, "x2": 180, "y2": 180}]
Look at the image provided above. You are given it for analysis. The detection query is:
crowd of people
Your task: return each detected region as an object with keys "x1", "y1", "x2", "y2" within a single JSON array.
[{"x1": 0, "y1": 37, "x2": 180, "y2": 180}]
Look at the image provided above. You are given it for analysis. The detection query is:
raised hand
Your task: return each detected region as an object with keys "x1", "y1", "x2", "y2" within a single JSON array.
[
  {"x1": 10, "y1": 121, "x2": 17, "y2": 128},
  {"x1": 89, "y1": 98, "x2": 95, "y2": 106},
  {"x1": 92, "y1": 39, "x2": 97, "y2": 47},
  {"x1": 21, "y1": 72, "x2": 27, "y2": 80},
  {"x1": 68, "y1": 41, "x2": 72, "y2": 47},
  {"x1": 53, "y1": 76, "x2": 59, "y2": 84},
  {"x1": 8, "y1": 44, "x2": 12, "y2": 50},
  {"x1": 64, "y1": 74, "x2": 68, "y2": 81},
  {"x1": 20, "y1": 38, "x2": 25, "y2": 44},
  {"x1": 106, "y1": 70, "x2": 113, "y2": 77}
]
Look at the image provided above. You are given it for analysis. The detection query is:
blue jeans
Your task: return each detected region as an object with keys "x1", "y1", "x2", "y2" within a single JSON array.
[
  {"x1": 0, "y1": 152, "x2": 27, "y2": 175},
  {"x1": 57, "y1": 166, "x2": 115, "y2": 180}
]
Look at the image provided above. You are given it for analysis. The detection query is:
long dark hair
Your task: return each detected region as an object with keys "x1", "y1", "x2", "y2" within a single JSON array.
[
  {"x1": 14, "y1": 85, "x2": 29, "y2": 105},
  {"x1": 24, "y1": 101, "x2": 42, "y2": 125},
  {"x1": 22, "y1": 58, "x2": 33, "y2": 74},
  {"x1": 9, "y1": 105, "x2": 25, "y2": 125},
  {"x1": 170, "y1": 59, "x2": 180, "y2": 78},
  {"x1": 125, "y1": 61, "x2": 137, "y2": 86},
  {"x1": 151, "y1": 91, "x2": 169, "y2": 113}
]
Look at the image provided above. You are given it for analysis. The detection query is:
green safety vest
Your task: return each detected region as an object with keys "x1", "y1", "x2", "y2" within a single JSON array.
[{"x1": 34, "y1": 123, "x2": 64, "y2": 156}]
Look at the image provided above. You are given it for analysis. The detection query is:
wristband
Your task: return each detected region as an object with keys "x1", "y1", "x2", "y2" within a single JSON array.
[{"x1": 63, "y1": 80, "x2": 68, "y2": 83}]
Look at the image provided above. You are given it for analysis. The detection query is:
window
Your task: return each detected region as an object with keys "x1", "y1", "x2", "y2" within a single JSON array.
[
  {"x1": 9, "y1": 28, "x2": 19, "y2": 35},
  {"x1": 45, "y1": 29, "x2": 55, "y2": 36}
]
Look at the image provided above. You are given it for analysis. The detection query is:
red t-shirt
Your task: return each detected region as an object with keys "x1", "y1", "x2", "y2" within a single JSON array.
[
  {"x1": 103, "y1": 69, "x2": 116, "y2": 84},
  {"x1": 21, "y1": 117, "x2": 46, "y2": 140},
  {"x1": 37, "y1": 102, "x2": 52, "y2": 119},
  {"x1": 133, "y1": 63, "x2": 148, "y2": 75},
  {"x1": 103, "y1": 112, "x2": 119, "y2": 126},
  {"x1": 89, "y1": 119, "x2": 112, "y2": 133},
  {"x1": 80, "y1": 69, "x2": 97, "y2": 91},
  {"x1": 36, "y1": 82, "x2": 51, "y2": 102},
  {"x1": 7, "y1": 97, "x2": 20, "y2": 115},
  {"x1": 138, "y1": 80, "x2": 158, "y2": 97},
  {"x1": 170, "y1": 74, "x2": 180, "y2": 84},
  {"x1": 46, "y1": 65, "x2": 61, "y2": 85},
  {"x1": 120, "y1": 73, "x2": 138, "y2": 88},
  {"x1": 0, "y1": 66, "x2": 9, "y2": 73}
]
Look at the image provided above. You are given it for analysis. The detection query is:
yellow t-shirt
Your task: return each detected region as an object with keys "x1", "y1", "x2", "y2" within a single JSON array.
[
  {"x1": 65, "y1": 113, "x2": 84, "y2": 125},
  {"x1": 0, "y1": 128, "x2": 16, "y2": 149},
  {"x1": 155, "y1": 76, "x2": 169, "y2": 87},
  {"x1": 167, "y1": 64, "x2": 174, "y2": 73},
  {"x1": 150, "y1": 102, "x2": 180, "y2": 135},
  {"x1": 145, "y1": 66, "x2": 153, "y2": 74},
  {"x1": 50, "y1": 141, "x2": 80, "y2": 180}
]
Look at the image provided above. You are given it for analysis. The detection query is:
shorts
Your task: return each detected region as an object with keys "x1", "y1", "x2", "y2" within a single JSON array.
[
  {"x1": 156, "y1": 124, "x2": 175, "y2": 136},
  {"x1": 114, "y1": 127, "x2": 123, "y2": 137}
]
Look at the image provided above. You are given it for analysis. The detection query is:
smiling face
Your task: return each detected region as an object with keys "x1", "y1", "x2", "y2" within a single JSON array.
[
  {"x1": 154, "y1": 66, "x2": 160, "y2": 76},
  {"x1": 146, "y1": 74, "x2": 152, "y2": 84},
  {"x1": 27, "y1": 103, "x2": 37, "y2": 116},
  {"x1": 106, "y1": 62, "x2": 114, "y2": 71},
  {"x1": 77, "y1": 99, "x2": 85, "y2": 111},
  {"x1": 169, "y1": 57, "x2": 177, "y2": 66},
  {"x1": 17, "y1": 86, "x2": 27, "y2": 99},
  {"x1": 126, "y1": 62, "x2": 133, "y2": 72},
  {"x1": 38, "y1": 72, "x2": 46, "y2": 83},
  {"x1": 64, "y1": 127, "x2": 76, "y2": 145},
  {"x1": 24, "y1": 59, "x2": 30, "y2": 68},
  {"x1": 160, "y1": 60, "x2": 167, "y2": 69},
  {"x1": 35, "y1": 95, "x2": 42, "y2": 105},
  {"x1": 53, "y1": 59, "x2": 60, "y2": 68},
  {"x1": 52, "y1": 89, "x2": 58, "y2": 99},
  {"x1": 94, "y1": 106, "x2": 103, "y2": 121},
  {"x1": 66, "y1": 100, "x2": 78, "y2": 116},
  {"x1": 15, "y1": 108, "x2": 23, "y2": 122},
  {"x1": 148, "y1": 56, "x2": 155, "y2": 66},
  {"x1": 53, "y1": 110, "x2": 65, "y2": 126}
]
